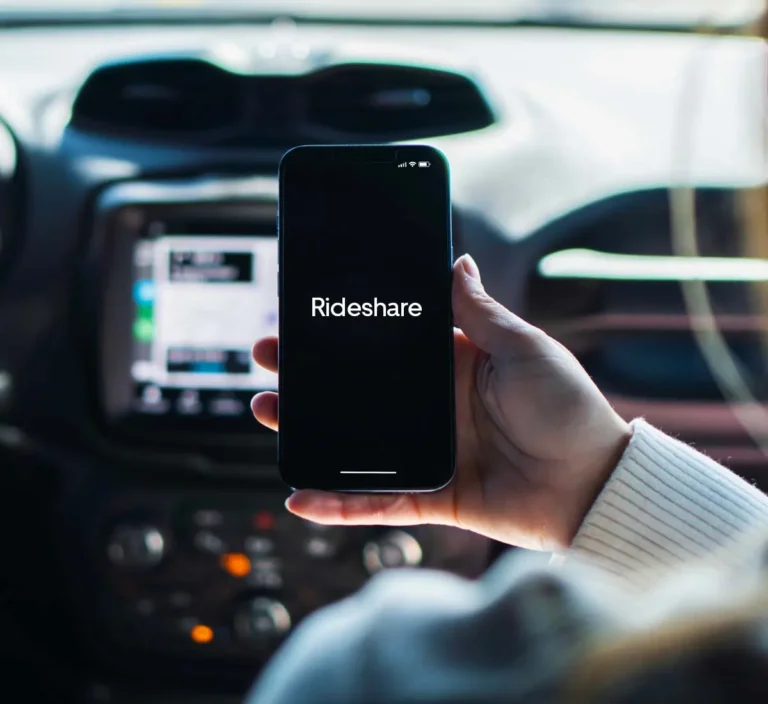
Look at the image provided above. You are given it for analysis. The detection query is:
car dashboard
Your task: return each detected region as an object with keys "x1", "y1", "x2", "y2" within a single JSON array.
[{"x1": 0, "y1": 16, "x2": 765, "y2": 704}]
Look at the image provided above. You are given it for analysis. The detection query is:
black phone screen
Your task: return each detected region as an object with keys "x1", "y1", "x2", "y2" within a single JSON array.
[{"x1": 278, "y1": 145, "x2": 455, "y2": 491}]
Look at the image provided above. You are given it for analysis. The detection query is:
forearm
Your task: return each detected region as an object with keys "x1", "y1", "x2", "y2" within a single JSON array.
[{"x1": 569, "y1": 419, "x2": 768, "y2": 583}]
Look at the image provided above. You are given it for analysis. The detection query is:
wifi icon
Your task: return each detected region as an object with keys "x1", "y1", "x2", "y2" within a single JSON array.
[{"x1": 409, "y1": 162, "x2": 417, "y2": 167}]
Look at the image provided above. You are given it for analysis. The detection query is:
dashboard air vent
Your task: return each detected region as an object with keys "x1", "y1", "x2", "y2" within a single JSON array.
[
  {"x1": 302, "y1": 64, "x2": 495, "y2": 140},
  {"x1": 70, "y1": 58, "x2": 245, "y2": 138},
  {"x1": 525, "y1": 191, "x2": 767, "y2": 402},
  {"x1": 529, "y1": 260, "x2": 766, "y2": 401}
]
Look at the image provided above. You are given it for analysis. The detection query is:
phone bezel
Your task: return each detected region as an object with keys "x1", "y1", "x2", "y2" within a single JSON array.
[{"x1": 277, "y1": 144, "x2": 456, "y2": 493}]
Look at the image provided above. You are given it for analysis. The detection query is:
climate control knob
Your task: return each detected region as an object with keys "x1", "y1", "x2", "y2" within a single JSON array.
[
  {"x1": 107, "y1": 525, "x2": 165, "y2": 568},
  {"x1": 363, "y1": 530, "x2": 423, "y2": 574},
  {"x1": 235, "y1": 598, "x2": 291, "y2": 643}
]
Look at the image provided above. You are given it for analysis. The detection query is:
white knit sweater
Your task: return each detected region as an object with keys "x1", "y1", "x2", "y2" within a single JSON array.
[
  {"x1": 572, "y1": 419, "x2": 768, "y2": 580},
  {"x1": 248, "y1": 421, "x2": 768, "y2": 704}
]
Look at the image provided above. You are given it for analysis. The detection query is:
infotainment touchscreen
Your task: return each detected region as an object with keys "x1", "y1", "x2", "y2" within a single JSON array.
[{"x1": 129, "y1": 232, "x2": 277, "y2": 419}]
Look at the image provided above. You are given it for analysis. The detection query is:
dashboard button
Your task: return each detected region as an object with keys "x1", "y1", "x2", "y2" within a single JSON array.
[
  {"x1": 304, "y1": 535, "x2": 336, "y2": 558},
  {"x1": 245, "y1": 557, "x2": 283, "y2": 589},
  {"x1": 192, "y1": 509, "x2": 224, "y2": 528},
  {"x1": 244, "y1": 536, "x2": 275, "y2": 556},
  {"x1": 107, "y1": 525, "x2": 165, "y2": 568},
  {"x1": 177, "y1": 389, "x2": 202, "y2": 415},
  {"x1": 363, "y1": 530, "x2": 423, "y2": 573},
  {"x1": 303, "y1": 522, "x2": 343, "y2": 558},
  {"x1": 247, "y1": 571, "x2": 283, "y2": 589},
  {"x1": 193, "y1": 530, "x2": 226, "y2": 554},
  {"x1": 235, "y1": 598, "x2": 291, "y2": 643},
  {"x1": 137, "y1": 385, "x2": 170, "y2": 415}
]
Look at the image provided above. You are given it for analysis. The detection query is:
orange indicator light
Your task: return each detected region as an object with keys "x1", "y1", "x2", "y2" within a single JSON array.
[
  {"x1": 221, "y1": 552, "x2": 251, "y2": 578},
  {"x1": 190, "y1": 624, "x2": 213, "y2": 644}
]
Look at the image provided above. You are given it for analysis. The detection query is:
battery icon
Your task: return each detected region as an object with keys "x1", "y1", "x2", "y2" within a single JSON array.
[{"x1": 418, "y1": 161, "x2": 430, "y2": 168}]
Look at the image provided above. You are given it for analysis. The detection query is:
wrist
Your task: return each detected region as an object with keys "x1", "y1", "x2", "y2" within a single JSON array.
[{"x1": 556, "y1": 416, "x2": 634, "y2": 550}]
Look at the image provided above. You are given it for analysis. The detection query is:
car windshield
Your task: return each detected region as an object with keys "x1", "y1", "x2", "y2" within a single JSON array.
[{"x1": 0, "y1": 0, "x2": 761, "y2": 28}]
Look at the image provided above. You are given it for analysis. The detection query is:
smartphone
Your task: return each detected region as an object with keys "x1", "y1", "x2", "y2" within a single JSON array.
[{"x1": 277, "y1": 145, "x2": 455, "y2": 492}]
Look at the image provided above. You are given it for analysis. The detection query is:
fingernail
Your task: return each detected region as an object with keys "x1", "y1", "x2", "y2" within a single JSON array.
[
  {"x1": 460, "y1": 254, "x2": 481, "y2": 283},
  {"x1": 286, "y1": 491, "x2": 342, "y2": 513}
]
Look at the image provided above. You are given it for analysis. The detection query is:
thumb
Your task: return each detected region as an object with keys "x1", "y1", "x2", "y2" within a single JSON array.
[{"x1": 453, "y1": 254, "x2": 539, "y2": 356}]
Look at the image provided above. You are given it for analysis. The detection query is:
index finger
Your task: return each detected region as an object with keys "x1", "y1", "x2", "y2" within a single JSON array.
[
  {"x1": 252, "y1": 336, "x2": 278, "y2": 373},
  {"x1": 286, "y1": 489, "x2": 451, "y2": 527}
]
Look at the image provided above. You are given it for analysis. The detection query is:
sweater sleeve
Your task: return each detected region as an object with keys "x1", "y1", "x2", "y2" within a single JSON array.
[
  {"x1": 246, "y1": 551, "x2": 629, "y2": 704},
  {"x1": 570, "y1": 419, "x2": 768, "y2": 580}
]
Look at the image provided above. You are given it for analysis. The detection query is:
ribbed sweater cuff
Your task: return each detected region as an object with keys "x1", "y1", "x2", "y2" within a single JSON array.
[{"x1": 570, "y1": 419, "x2": 768, "y2": 579}]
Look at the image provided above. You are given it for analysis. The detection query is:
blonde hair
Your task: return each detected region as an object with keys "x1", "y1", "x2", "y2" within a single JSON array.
[{"x1": 565, "y1": 585, "x2": 768, "y2": 702}]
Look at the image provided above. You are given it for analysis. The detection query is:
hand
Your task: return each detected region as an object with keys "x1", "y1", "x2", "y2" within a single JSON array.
[{"x1": 252, "y1": 255, "x2": 631, "y2": 552}]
